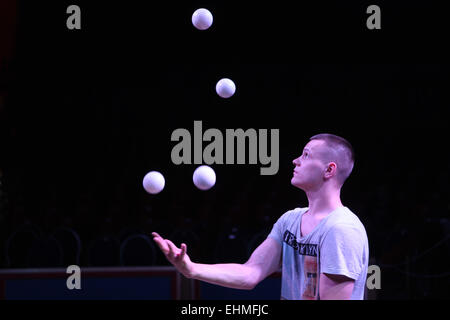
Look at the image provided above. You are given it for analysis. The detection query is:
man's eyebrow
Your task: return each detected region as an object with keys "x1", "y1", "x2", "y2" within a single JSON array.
[{"x1": 303, "y1": 148, "x2": 311, "y2": 153}]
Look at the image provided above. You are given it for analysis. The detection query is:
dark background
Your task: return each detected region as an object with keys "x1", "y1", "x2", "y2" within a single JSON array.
[{"x1": 0, "y1": 0, "x2": 449, "y2": 299}]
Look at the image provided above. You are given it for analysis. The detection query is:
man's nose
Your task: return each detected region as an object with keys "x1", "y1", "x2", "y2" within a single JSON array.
[{"x1": 293, "y1": 157, "x2": 300, "y2": 166}]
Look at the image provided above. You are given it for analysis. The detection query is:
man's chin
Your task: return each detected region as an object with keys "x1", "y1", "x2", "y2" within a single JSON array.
[{"x1": 291, "y1": 178, "x2": 304, "y2": 190}]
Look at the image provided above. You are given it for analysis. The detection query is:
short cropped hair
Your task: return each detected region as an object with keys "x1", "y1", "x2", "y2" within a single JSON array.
[{"x1": 309, "y1": 133, "x2": 355, "y2": 186}]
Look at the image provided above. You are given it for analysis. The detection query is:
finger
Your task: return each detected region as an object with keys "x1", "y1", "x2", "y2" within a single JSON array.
[
  {"x1": 153, "y1": 237, "x2": 170, "y2": 254},
  {"x1": 166, "y1": 240, "x2": 180, "y2": 258},
  {"x1": 180, "y1": 243, "x2": 187, "y2": 260},
  {"x1": 166, "y1": 240, "x2": 176, "y2": 258},
  {"x1": 152, "y1": 232, "x2": 162, "y2": 239}
]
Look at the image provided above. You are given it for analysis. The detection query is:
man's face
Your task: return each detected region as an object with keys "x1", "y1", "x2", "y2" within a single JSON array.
[{"x1": 291, "y1": 139, "x2": 328, "y2": 191}]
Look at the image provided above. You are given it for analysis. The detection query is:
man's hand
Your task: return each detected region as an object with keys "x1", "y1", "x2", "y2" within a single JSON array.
[{"x1": 152, "y1": 232, "x2": 194, "y2": 278}]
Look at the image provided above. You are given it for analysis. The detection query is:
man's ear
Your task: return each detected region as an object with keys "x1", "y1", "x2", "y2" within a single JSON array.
[{"x1": 324, "y1": 162, "x2": 337, "y2": 178}]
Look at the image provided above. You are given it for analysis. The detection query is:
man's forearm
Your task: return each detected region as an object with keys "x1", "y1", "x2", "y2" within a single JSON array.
[
  {"x1": 190, "y1": 262, "x2": 258, "y2": 290},
  {"x1": 319, "y1": 273, "x2": 355, "y2": 300}
]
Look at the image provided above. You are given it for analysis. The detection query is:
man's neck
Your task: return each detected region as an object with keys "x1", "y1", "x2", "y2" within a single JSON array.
[{"x1": 305, "y1": 187, "x2": 343, "y2": 218}]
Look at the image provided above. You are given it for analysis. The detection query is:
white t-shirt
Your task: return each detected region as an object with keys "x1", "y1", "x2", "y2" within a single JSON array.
[{"x1": 268, "y1": 206, "x2": 369, "y2": 300}]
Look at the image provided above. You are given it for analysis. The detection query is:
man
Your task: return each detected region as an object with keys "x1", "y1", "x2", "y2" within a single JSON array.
[{"x1": 152, "y1": 133, "x2": 369, "y2": 300}]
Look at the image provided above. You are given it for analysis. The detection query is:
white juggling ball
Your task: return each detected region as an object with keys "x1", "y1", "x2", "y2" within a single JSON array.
[
  {"x1": 216, "y1": 78, "x2": 236, "y2": 98},
  {"x1": 142, "y1": 171, "x2": 165, "y2": 194},
  {"x1": 193, "y1": 165, "x2": 216, "y2": 190},
  {"x1": 192, "y1": 8, "x2": 213, "y2": 30}
]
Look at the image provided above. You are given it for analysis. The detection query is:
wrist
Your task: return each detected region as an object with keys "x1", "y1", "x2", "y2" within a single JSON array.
[{"x1": 186, "y1": 262, "x2": 198, "y2": 279}]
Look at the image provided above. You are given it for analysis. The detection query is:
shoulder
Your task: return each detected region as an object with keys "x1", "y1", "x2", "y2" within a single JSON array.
[
  {"x1": 329, "y1": 207, "x2": 365, "y2": 229},
  {"x1": 323, "y1": 208, "x2": 368, "y2": 240},
  {"x1": 271, "y1": 207, "x2": 307, "y2": 229},
  {"x1": 268, "y1": 207, "x2": 307, "y2": 244},
  {"x1": 277, "y1": 207, "x2": 308, "y2": 222}
]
